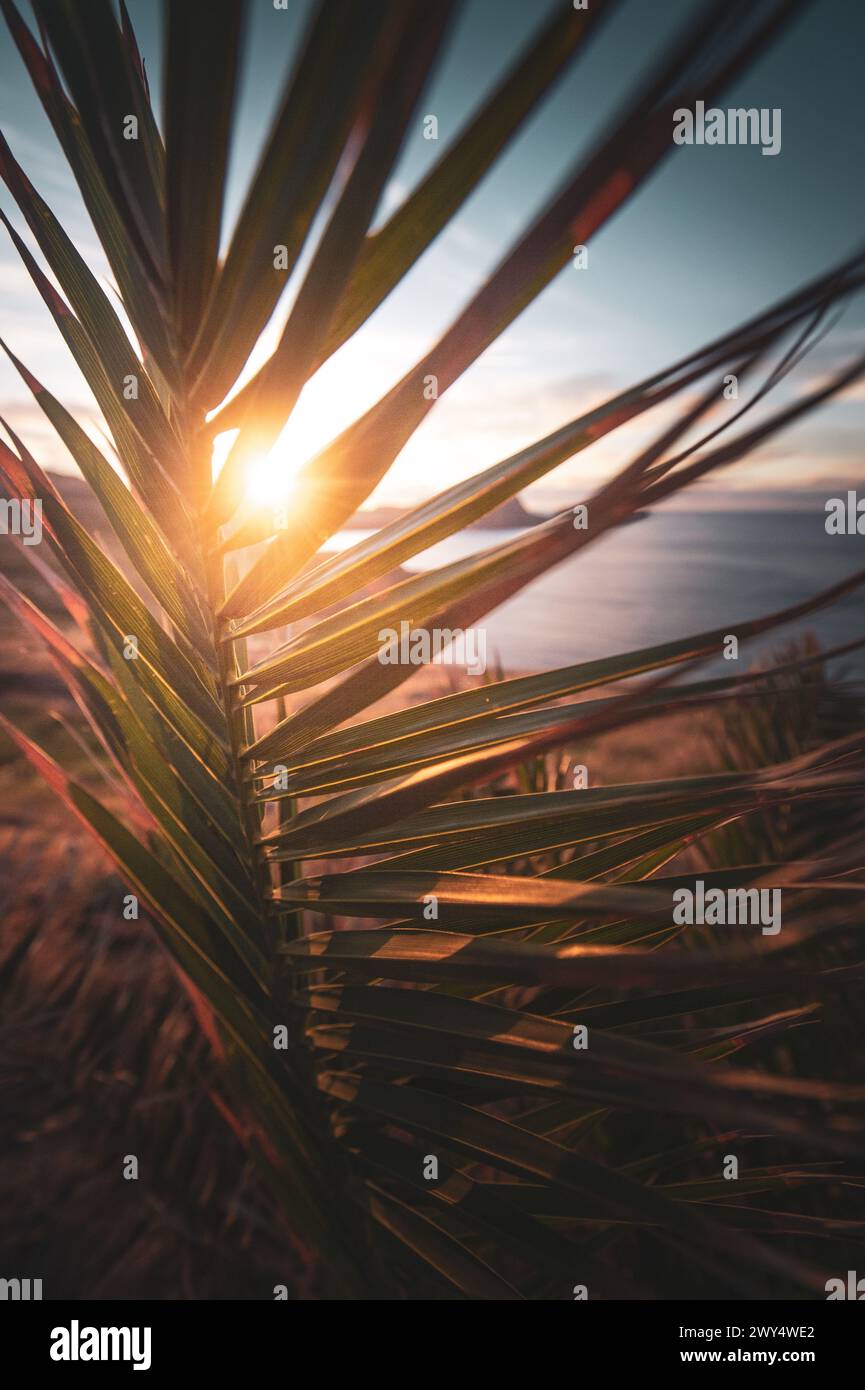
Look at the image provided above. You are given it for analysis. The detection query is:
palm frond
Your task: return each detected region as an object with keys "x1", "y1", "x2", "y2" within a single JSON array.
[{"x1": 2, "y1": 0, "x2": 863, "y2": 1298}]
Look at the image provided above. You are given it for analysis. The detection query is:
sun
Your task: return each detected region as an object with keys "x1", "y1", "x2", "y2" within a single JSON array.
[
  {"x1": 208, "y1": 339, "x2": 394, "y2": 524},
  {"x1": 211, "y1": 427, "x2": 308, "y2": 514},
  {"x1": 245, "y1": 451, "x2": 298, "y2": 509}
]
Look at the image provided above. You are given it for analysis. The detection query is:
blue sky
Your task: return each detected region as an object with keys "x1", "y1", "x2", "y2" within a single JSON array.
[{"x1": 2, "y1": 0, "x2": 864, "y2": 510}]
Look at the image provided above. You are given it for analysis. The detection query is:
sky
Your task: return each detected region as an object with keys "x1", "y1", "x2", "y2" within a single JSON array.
[{"x1": 1, "y1": 0, "x2": 864, "y2": 512}]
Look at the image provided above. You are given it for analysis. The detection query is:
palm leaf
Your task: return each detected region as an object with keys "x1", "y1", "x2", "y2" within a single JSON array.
[{"x1": 2, "y1": 0, "x2": 863, "y2": 1299}]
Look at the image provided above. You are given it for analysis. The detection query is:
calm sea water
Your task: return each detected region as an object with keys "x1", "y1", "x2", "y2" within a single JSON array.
[{"x1": 331, "y1": 512, "x2": 865, "y2": 676}]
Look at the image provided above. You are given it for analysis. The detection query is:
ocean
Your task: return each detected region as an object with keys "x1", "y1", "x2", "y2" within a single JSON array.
[{"x1": 330, "y1": 511, "x2": 865, "y2": 677}]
